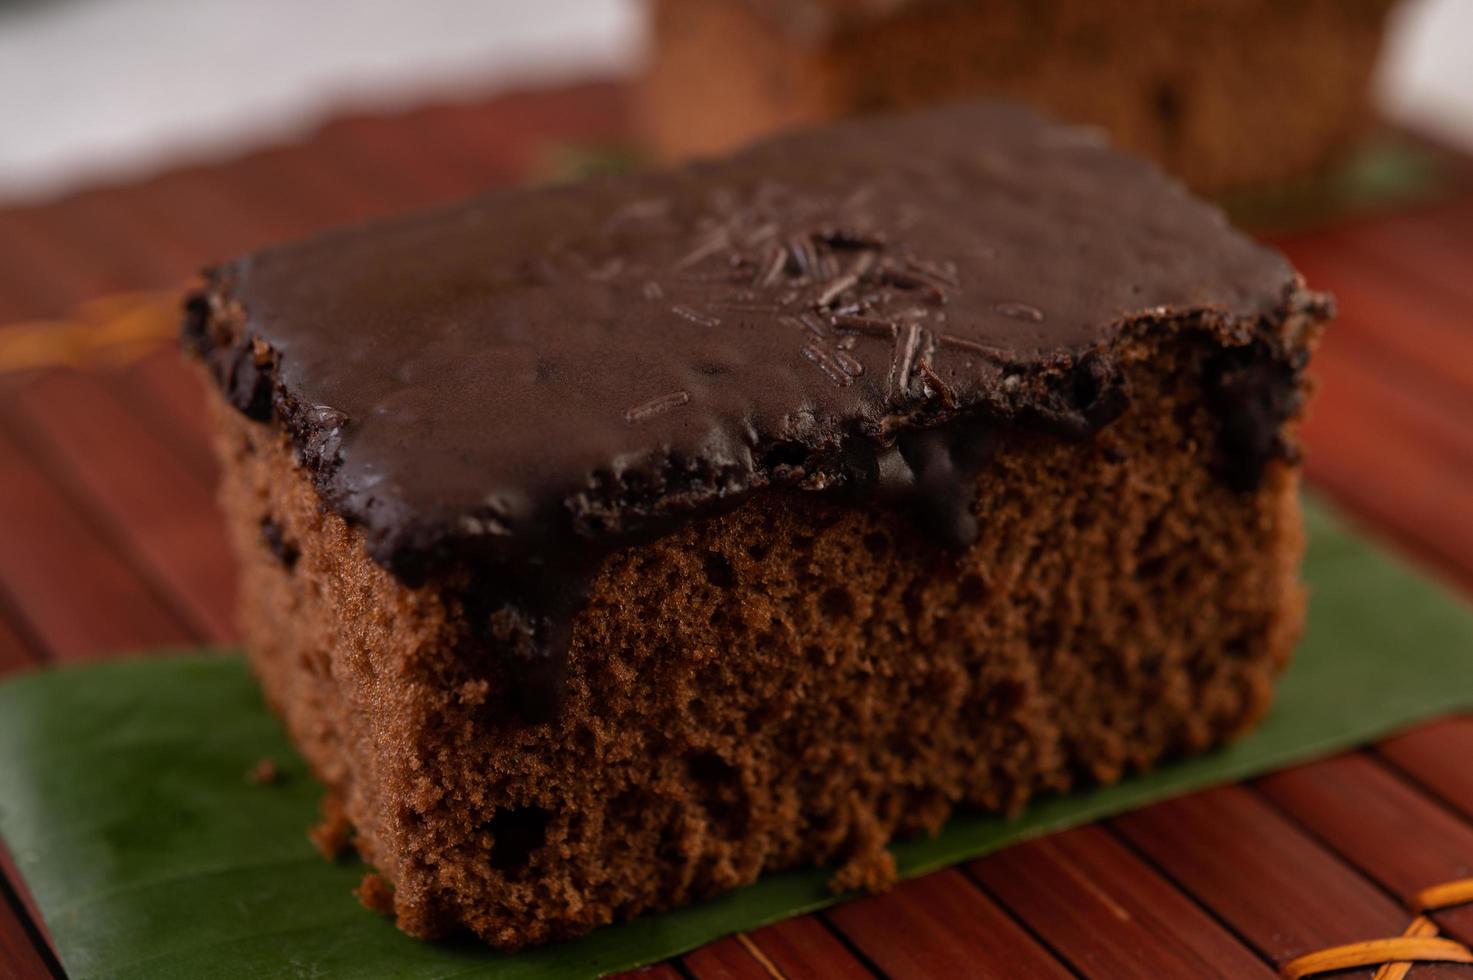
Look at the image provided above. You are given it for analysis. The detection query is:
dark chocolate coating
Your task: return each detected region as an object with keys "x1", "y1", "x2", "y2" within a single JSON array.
[{"x1": 188, "y1": 102, "x2": 1303, "y2": 575}]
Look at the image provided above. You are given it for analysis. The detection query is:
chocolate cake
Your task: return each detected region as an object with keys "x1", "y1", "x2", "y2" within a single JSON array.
[
  {"x1": 641, "y1": 0, "x2": 1399, "y2": 192},
  {"x1": 184, "y1": 102, "x2": 1330, "y2": 950}
]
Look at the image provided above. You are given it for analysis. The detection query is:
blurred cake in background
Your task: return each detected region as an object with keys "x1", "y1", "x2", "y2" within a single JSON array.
[{"x1": 640, "y1": 0, "x2": 1401, "y2": 193}]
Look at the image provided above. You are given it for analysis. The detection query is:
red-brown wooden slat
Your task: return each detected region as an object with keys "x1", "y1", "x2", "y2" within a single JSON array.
[
  {"x1": 1113, "y1": 785, "x2": 1431, "y2": 977},
  {"x1": 404, "y1": 81, "x2": 630, "y2": 185},
  {"x1": 0, "y1": 160, "x2": 255, "y2": 657},
  {"x1": 1300, "y1": 326, "x2": 1473, "y2": 590},
  {"x1": 1313, "y1": 329, "x2": 1473, "y2": 468},
  {"x1": 1379, "y1": 718, "x2": 1473, "y2": 822},
  {"x1": 0, "y1": 421, "x2": 191, "y2": 657},
  {"x1": 1257, "y1": 753, "x2": 1473, "y2": 948},
  {"x1": 1285, "y1": 198, "x2": 1473, "y2": 315},
  {"x1": 59, "y1": 182, "x2": 238, "y2": 490},
  {"x1": 116, "y1": 165, "x2": 284, "y2": 270},
  {"x1": 45, "y1": 175, "x2": 236, "y2": 483},
  {"x1": 970, "y1": 824, "x2": 1276, "y2": 978},
  {"x1": 40, "y1": 191, "x2": 199, "y2": 293},
  {"x1": 1321, "y1": 312, "x2": 1473, "y2": 447},
  {"x1": 743, "y1": 916, "x2": 876, "y2": 980},
  {"x1": 2, "y1": 371, "x2": 235, "y2": 642},
  {"x1": 0, "y1": 563, "x2": 54, "y2": 976},
  {"x1": 0, "y1": 214, "x2": 96, "y2": 322},
  {"x1": 4, "y1": 200, "x2": 138, "y2": 302},
  {"x1": 1301, "y1": 343, "x2": 1473, "y2": 592},
  {"x1": 317, "y1": 115, "x2": 482, "y2": 210},
  {"x1": 0, "y1": 841, "x2": 50, "y2": 952},
  {"x1": 608, "y1": 965, "x2": 685, "y2": 980},
  {"x1": 1286, "y1": 240, "x2": 1473, "y2": 402},
  {"x1": 50, "y1": 180, "x2": 226, "y2": 290},
  {"x1": 109, "y1": 348, "x2": 220, "y2": 487},
  {"x1": 459, "y1": 79, "x2": 629, "y2": 148},
  {"x1": 0, "y1": 172, "x2": 266, "y2": 323},
  {"x1": 682, "y1": 935, "x2": 781, "y2": 979},
  {"x1": 209, "y1": 145, "x2": 383, "y2": 243},
  {"x1": 395, "y1": 106, "x2": 528, "y2": 193},
  {"x1": 2, "y1": 193, "x2": 188, "y2": 313},
  {"x1": 824, "y1": 869, "x2": 1074, "y2": 979},
  {"x1": 0, "y1": 877, "x2": 55, "y2": 980},
  {"x1": 0, "y1": 186, "x2": 188, "y2": 324},
  {"x1": 270, "y1": 139, "x2": 408, "y2": 226},
  {"x1": 306, "y1": 125, "x2": 444, "y2": 218},
  {"x1": 0, "y1": 606, "x2": 38, "y2": 676},
  {"x1": 683, "y1": 918, "x2": 875, "y2": 980}
]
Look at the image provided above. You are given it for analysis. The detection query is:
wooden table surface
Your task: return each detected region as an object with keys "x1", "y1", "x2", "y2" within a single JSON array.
[{"x1": 3, "y1": 81, "x2": 1473, "y2": 980}]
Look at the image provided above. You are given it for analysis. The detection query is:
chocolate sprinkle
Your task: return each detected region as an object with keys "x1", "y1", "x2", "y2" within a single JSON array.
[
  {"x1": 670, "y1": 305, "x2": 721, "y2": 327},
  {"x1": 624, "y1": 390, "x2": 692, "y2": 424},
  {"x1": 994, "y1": 301, "x2": 1046, "y2": 323}
]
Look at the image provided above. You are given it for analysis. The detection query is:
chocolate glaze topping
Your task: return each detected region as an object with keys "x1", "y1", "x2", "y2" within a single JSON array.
[{"x1": 185, "y1": 102, "x2": 1323, "y2": 717}]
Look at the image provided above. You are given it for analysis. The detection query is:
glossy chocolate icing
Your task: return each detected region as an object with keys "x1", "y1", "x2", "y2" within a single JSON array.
[{"x1": 186, "y1": 102, "x2": 1317, "y2": 716}]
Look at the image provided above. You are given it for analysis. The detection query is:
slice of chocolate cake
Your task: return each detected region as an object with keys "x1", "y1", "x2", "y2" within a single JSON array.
[
  {"x1": 184, "y1": 102, "x2": 1330, "y2": 950},
  {"x1": 640, "y1": 0, "x2": 1399, "y2": 193}
]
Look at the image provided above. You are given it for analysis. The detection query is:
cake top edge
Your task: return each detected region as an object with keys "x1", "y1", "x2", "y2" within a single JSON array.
[{"x1": 185, "y1": 100, "x2": 1316, "y2": 577}]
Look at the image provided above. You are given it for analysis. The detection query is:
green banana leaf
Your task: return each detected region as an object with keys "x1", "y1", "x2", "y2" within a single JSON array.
[{"x1": 2, "y1": 497, "x2": 1472, "y2": 979}]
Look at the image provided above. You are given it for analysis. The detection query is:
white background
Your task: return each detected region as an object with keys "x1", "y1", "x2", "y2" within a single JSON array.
[{"x1": 0, "y1": 0, "x2": 1468, "y2": 203}]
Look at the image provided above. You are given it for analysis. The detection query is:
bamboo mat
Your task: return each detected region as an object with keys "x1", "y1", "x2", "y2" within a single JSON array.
[{"x1": 3, "y1": 80, "x2": 1473, "y2": 980}]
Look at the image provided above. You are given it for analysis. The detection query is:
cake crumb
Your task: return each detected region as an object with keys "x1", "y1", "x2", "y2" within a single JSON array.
[
  {"x1": 830, "y1": 813, "x2": 898, "y2": 894},
  {"x1": 355, "y1": 873, "x2": 395, "y2": 916},
  {"x1": 309, "y1": 795, "x2": 355, "y2": 860},
  {"x1": 829, "y1": 845, "x2": 897, "y2": 895},
  {"x1": 246, "y1": 758, "x2": 280, "y2": 785}
]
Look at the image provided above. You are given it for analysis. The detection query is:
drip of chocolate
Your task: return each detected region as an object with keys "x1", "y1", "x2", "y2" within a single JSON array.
[{"x1": 184, "y1": 102, "x2": 1317, "y2": 719}]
